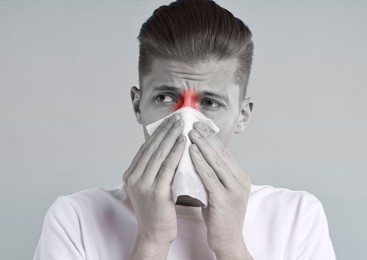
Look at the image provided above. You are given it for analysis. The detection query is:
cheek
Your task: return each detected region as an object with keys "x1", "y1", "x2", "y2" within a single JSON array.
[
  {"x1": 139, "y1": 96, "x2": 173, "y2": 125},
  {"x1": 141, "y1": 107, "x2": 177, "y2": 125},
  {"x1": 141, "y1": 109, "x2": 169, "y2": 126},
  {"x1": 214, "y1": 116, "x2": 238, "y2": 142}
]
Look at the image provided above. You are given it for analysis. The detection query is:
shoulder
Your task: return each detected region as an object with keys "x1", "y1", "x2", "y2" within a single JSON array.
[
  {"x1": 63, "y1": 185, "x2": 127, "y2": 207},
  {"x1": 248, "y1": 184, "x2": 327, "y2": 226},
  {"x1": 246, "y1": 185, "x2": 336, "y2": 258},
  {"x1": 45, "y1": 184, "x2": 132, "y2": 223},
  {"x1": 250, "y1": 184, "x2": 322, "y2": 209},
  {"x1": 35, "y1": 186, "x2": 134, "y2": 259}
]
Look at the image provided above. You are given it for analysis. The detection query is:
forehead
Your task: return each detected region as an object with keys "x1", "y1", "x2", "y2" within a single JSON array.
[{"x1": 142, "y1": 57, "x2": 240, "y2": 96}]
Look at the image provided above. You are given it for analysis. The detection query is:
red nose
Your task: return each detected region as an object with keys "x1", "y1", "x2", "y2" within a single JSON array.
[{"x1": 174, "y1": 90, "x2": 199, "y2": 111}]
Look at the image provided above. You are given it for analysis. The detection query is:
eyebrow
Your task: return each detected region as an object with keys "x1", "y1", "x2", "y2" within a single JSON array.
[
  {"x1": 152, "y1": 85, "x2": 181, "y2": 93},
  {"x1": 152, "y1": 85, "x2": 229, "y2": 103}
]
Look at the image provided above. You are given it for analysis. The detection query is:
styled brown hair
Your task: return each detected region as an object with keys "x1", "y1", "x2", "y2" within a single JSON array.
[{"x1": 138, "y1": 0, "x2": 254, "y2": 98}]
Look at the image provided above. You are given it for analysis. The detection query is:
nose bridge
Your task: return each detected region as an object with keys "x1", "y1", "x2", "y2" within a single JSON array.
[{"x1": 174, "y1": 89, "x2": 199, "y2": 111}]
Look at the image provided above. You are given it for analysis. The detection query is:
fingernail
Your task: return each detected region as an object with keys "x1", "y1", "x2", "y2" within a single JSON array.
[
  {"x1": 192, "y1": 129, "x2": 201, "y2": 138},
  {"x1": 174, "y1": 118, "x2": 181, "y2": 127},
  {"x1": 169, "y1": 115, "x2": 176, "y2": 123},
  {"x1": 192, "y1": 144, "x2": 199, "y2": 152},
  {"x1": 194, "y1": 121, "x2": 206, "y2": 131}
]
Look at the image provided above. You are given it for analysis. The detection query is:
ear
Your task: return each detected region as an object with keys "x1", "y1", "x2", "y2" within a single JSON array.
[
  {"x1": 235, "y1": 97, "x2": 254, "y2": 134},
  {"x1": 130, "y1": 86, "x2": 142, "y2": 124}
]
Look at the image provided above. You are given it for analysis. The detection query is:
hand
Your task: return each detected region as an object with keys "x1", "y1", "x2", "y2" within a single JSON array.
[
  {"x1": 123, "y1": 114, "x2": 186, "y2": 259},
  {"x1": 188, "y1": 121, "x2": 253, "y2": 259}
]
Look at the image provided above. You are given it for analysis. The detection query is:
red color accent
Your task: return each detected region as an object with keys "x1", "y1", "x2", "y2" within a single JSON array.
[{"x1": 174, "y1": 90, "x2": 199, "y2": 111}]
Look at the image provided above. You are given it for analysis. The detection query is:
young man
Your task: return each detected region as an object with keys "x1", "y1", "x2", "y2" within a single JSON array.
[{"x1": 34, "y1": 0, "x2": 336, "y2": 259}]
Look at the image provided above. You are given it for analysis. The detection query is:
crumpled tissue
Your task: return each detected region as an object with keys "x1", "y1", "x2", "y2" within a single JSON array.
[{"x1": 145, "y1": 107, "x2": 220, "y2": 207}]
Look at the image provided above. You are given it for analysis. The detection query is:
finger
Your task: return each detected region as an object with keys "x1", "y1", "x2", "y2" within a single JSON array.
[
  {"x1": 122, "y1": 142, "x2": 146, "y2": 184},
  {"x1": 188, "y1": 144, "x2": 223, "y2": 194},
  {"x1": 189, "y1": 128, "x2": 237, "y2": 190},
  {"x1": 155, "y1": 134, "x2": 186, "y2": 191},
  {"x1": 142, "y1": 117, "x2": 184, "y2": 184},
  {"x1": 193, "y1": 121, "x2": 250, "y2": 189},
  {"x1": 125, "y1": 114, "x2": 179, "y2": 184}
]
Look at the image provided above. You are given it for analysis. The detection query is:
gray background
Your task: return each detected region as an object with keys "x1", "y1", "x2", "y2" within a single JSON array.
[{"x1": 1, "y1": 0, "x2": 366, "y2": 259}]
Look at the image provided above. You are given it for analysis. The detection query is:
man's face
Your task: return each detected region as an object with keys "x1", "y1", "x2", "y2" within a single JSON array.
[{"x1": 132, "y1": 57, "x2": 252, "y2": 146}]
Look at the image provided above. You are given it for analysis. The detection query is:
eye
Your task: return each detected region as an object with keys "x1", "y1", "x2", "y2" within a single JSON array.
[
  {"x1": 200, "y1": 99, "x2": 222, "y2": 110},
  {"x1": 153, "y1": 94, "x2": 175, "y2": 104}
]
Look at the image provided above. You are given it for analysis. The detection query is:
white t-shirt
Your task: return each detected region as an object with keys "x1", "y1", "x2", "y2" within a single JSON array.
[{"x1": 34, "y1": 184, "x2": 336, "y2": 260}]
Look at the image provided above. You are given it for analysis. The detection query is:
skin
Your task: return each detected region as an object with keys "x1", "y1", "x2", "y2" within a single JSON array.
[{"x1": 124, "y1": 57, "x2": 254, "y2": 260}]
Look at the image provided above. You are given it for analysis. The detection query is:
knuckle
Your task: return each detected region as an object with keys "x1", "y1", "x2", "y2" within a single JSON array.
[
  {"x1": 205, "y1": 169, "x2": 215, "y2": 178},
  {"x1": 160, "y1": 160, "x2": 170, "y2": 172},
  {"x1": 144, "y1": 142, "x2": 155, "y2": 153},
  {"x1": 138, "y1": 143, "x2": 145, "y2": 154},
  {"x1": 136, "y1": 183, "x2": 149, "y2": 195},
  {"x1": 164, "y1": 126, "x2": 180, "y2": 140},
  {"x1": 214, "y1": 156, "x2": 225, "y2": 168},
  {"x1": 126, "y1": 175, "x2": 136, "y2": 187},
  {"x1": 160, "y1": 121, "x2": 171, "y2": 131},
  {"x1": 205, "y1": 130, "x2": 213, "y2": 137},
  {"x1": 152, "y1": 149, "x2": 164, "y2": 160},
  {"x1": 221, "y1": 148, "x2": 232, "y2": 160}
]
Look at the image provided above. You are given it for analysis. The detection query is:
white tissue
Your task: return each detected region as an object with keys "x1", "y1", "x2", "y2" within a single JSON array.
[{"x1": 145, "y1": 107, "x2": 220, "y2": 207}]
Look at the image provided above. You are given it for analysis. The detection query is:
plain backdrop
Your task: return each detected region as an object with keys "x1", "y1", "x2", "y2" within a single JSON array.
[{"x1": 0, "y1": 0, "x2": 366, "y2": 259}]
